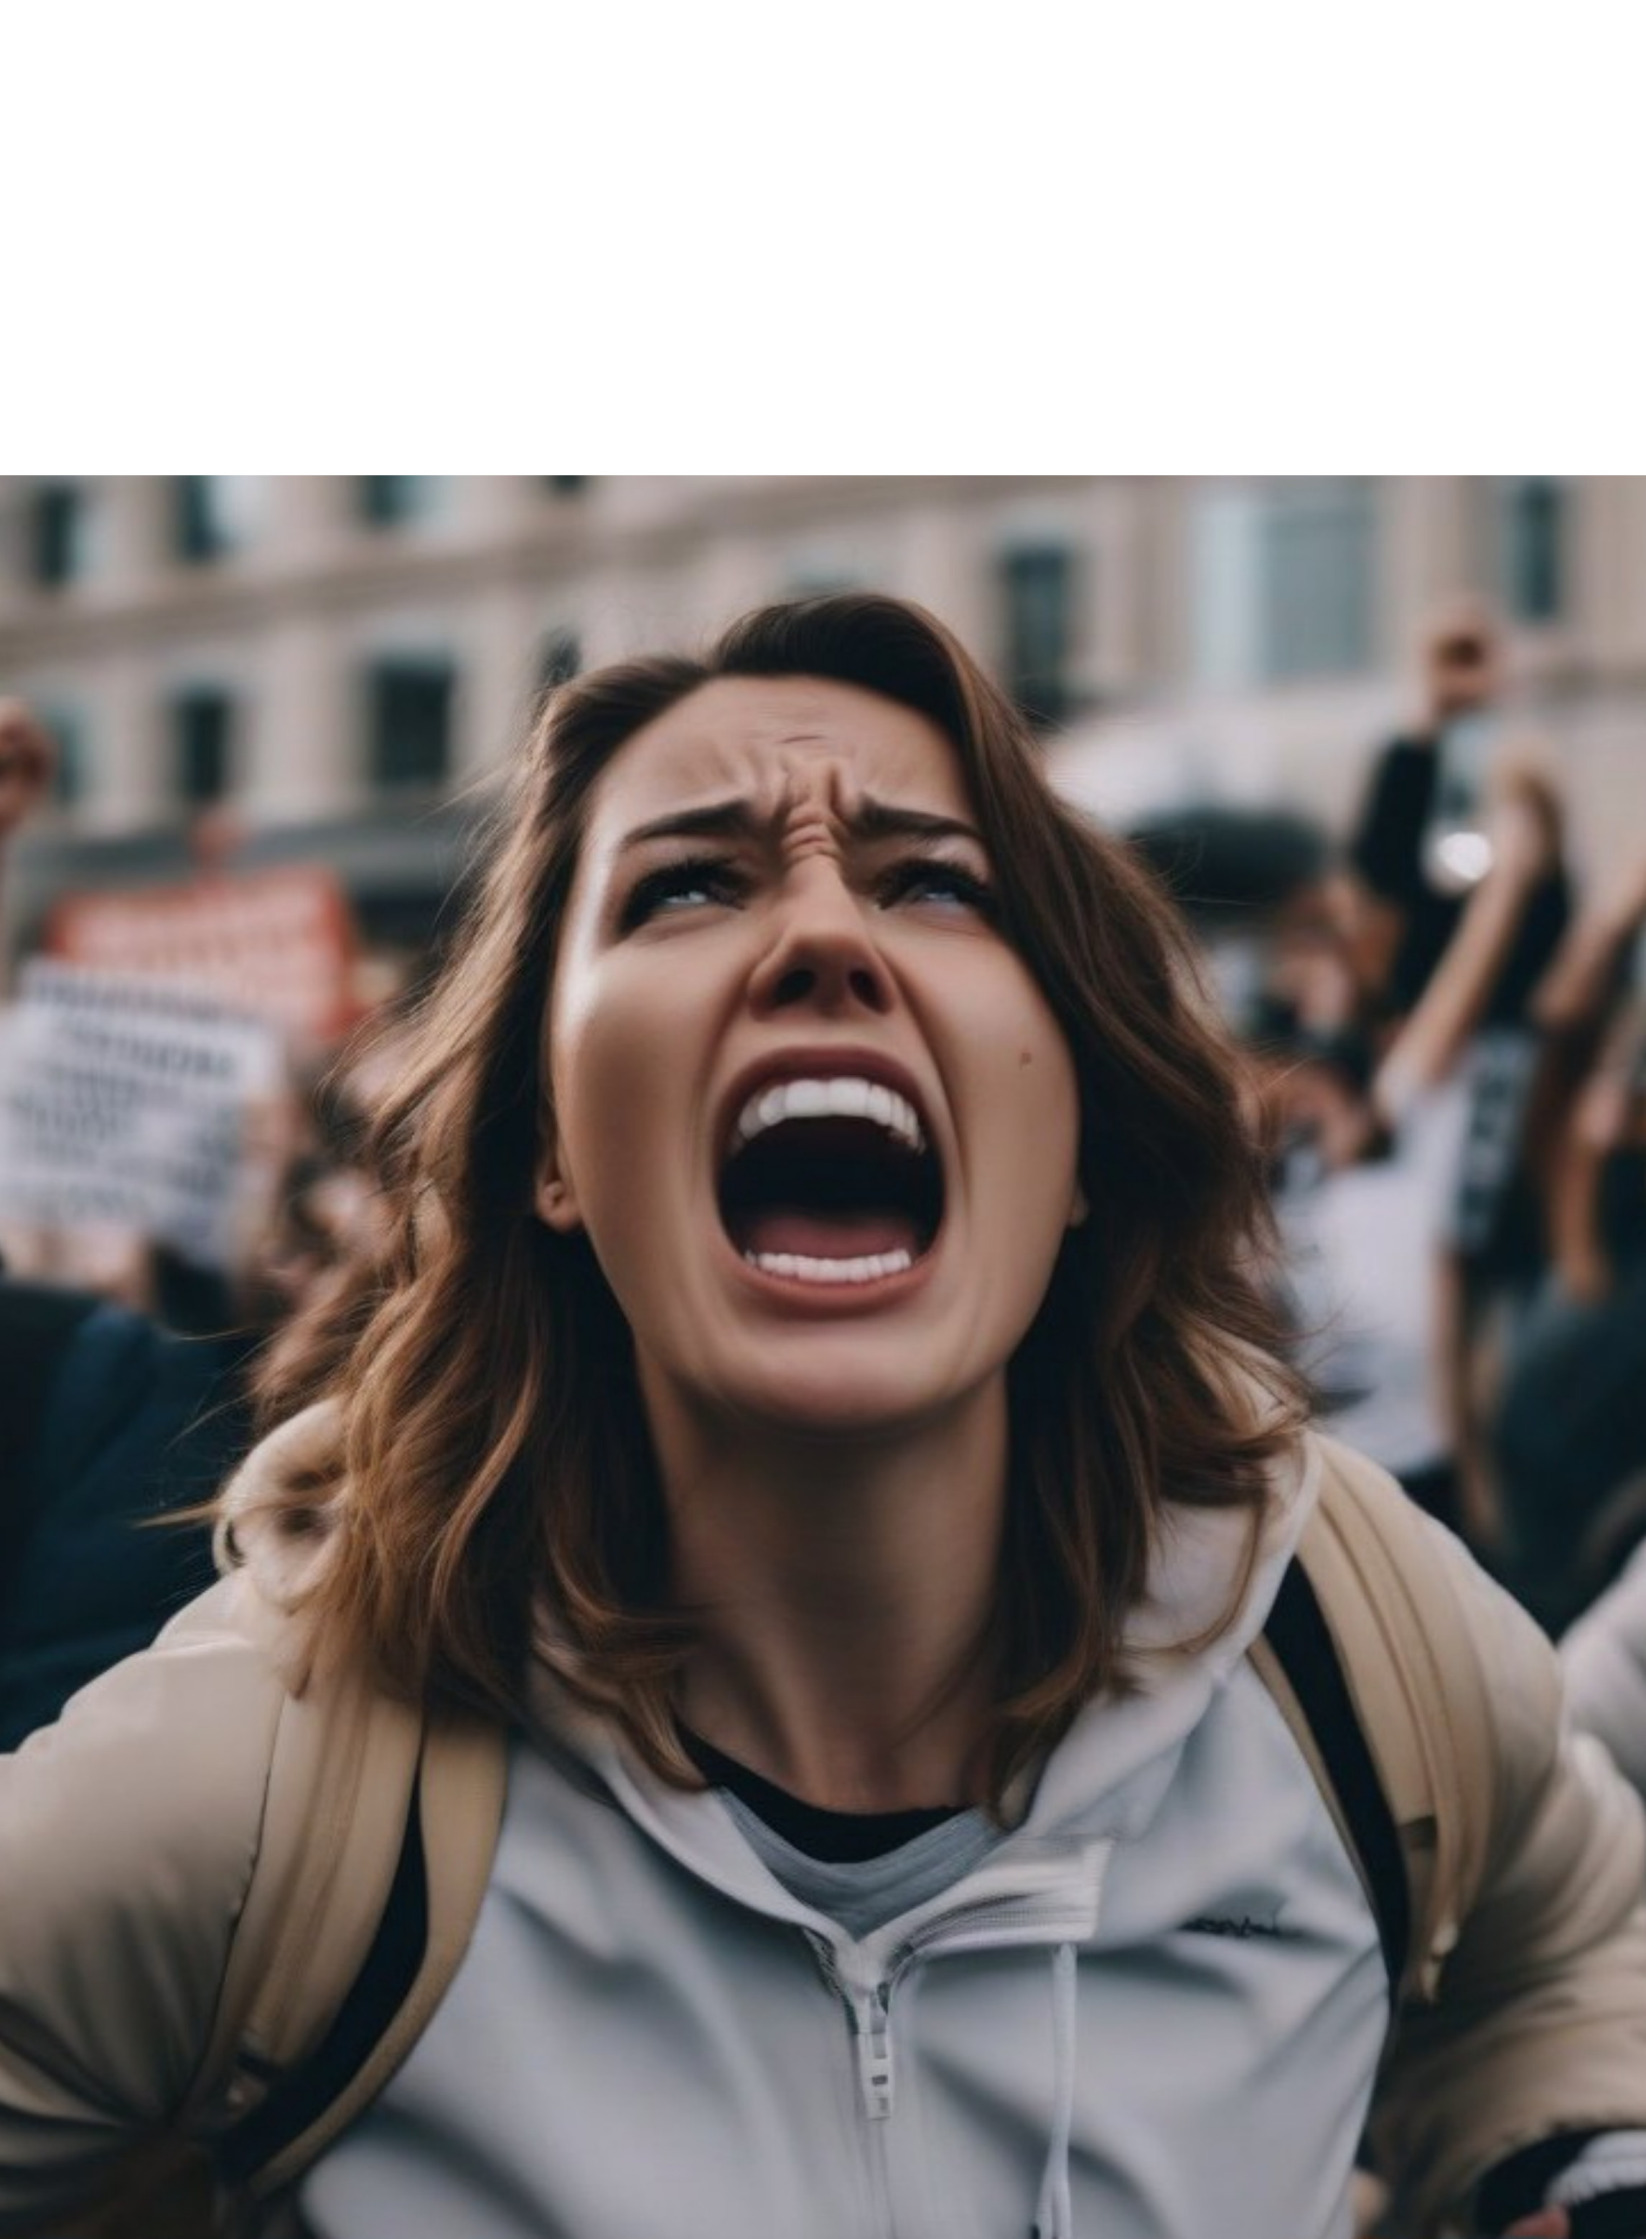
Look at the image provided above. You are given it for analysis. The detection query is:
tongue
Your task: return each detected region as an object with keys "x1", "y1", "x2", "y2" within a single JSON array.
[{"x1": 740, "y1": 1207, "x2": 922, "y2": 1261}]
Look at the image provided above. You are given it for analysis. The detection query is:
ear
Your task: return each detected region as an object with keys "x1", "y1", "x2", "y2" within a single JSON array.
[{"x1": 534, "y1": 1140, "x2": 583, "y2": 1234}]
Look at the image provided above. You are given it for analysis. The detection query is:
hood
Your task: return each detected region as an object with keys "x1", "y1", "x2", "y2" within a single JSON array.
[
  {"x1": 1018, "y1": 1427, "x2": 1320, "y2": 1843},
  {"x1": 219, "y1": 1392, "x2": 1320, "y2": 1854}
]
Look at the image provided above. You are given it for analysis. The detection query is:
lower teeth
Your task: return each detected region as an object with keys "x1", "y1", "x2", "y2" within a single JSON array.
[{"x1": 745, "y1": 1248, "x2": 914, "y2": 1285}]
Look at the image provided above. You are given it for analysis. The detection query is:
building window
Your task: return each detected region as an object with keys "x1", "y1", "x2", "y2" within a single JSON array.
[
  {"x1": 1000, "y1": 545, "x2": 1077, "y2": 728},
  {"x1": 173, "y1": 477, "x2": 239, "y2": 564},
  {"x1": 1258, "y1": 480, "x2": 1375, "y2": 681},
  {"x1": 359, "y1": 476, "x2": 444, "y2": 529},
  {"x1": 174, "y1": 688, "x2": 235, "y2": 805},
  {"x1": 368, "y1": 657, "x2": 455, "y2": 789},
  {"x1": 35, "y1": 705, "x2": 87, "y2": 806},
  {"x1": 543, "y1": 477, "x2": 590, "y2": 497},
  {"x1": 29, "y1": 484, "x2": 88, "y2": 588},
  {"x1": 1500, "y1": 478, "x2": 1565, "y2": 623}
]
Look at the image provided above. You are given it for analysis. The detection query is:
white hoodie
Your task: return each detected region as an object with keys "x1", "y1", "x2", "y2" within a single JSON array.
[{"x1": 299, "y1": 1439, "x2": 1391, "y2": 2239}]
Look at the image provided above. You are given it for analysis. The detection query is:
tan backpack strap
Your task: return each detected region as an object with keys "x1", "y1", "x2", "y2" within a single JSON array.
[
  {"x1": 188, "y1": 1659, "x2": 427, "y2": 2121},
  {"x1": 178, "y1": 1638, "x2": 507, "y2": 2210},
  {"x1": 1273, "y1": 1439, "x2": 1498, "y2": 2004},
  {"x1": 253, "y1": 1706, "x2": 508, "y2": 2194}
]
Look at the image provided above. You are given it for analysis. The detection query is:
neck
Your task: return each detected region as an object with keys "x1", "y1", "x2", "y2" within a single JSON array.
[{"x1": 645, "y1": 1370, "x2": 1009, "y2": 1814}]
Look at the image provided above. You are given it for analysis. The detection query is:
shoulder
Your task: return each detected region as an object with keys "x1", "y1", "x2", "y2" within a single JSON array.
[
  {"x1": 0, "y1": 1574, "x2": 299, "y2": 2151},
  {"x1": 1, "y1": 1574, "x2": 292, "y2": 1891}
]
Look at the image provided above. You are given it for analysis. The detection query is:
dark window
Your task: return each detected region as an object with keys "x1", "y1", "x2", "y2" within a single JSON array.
[
  {"x1": 174, "y1": 477, "x2": 235, "y2": 563},
  {"x1": 30, "y1": 484, "x2": 85, "y2": 587},
  {"x1": 359, "y1": 476, "x2": 438, "y2": 528},
  {"x1": 1260, "y1": 481, "x2": 1374, "y2": 680},
  {"x1": 368, "y1": 658, "x2": 455, "y2": 789},
  {"x1": 544, "y1": 476, "x2": 590, "y2": 497},
  {"x1": 538, "y1": 628, "x2": 581, "y2": 695},
  {"x1": 1000, "y1": 546, "x2": 1076, "y2": 728},
  {"x1": 175, "y1": 689, "x2": 234, "y2": 805},
  {"x1": 37, "y1": 706, "x2": 86, "y2": 806},
  {"x1": 1502, "y1": 479, "x2": 1565, "y2": 623}
]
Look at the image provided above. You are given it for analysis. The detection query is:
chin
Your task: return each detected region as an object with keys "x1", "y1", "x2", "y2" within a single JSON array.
[{"x1": 718, "y1": 1340, "x2": 970, "y2": 1443}]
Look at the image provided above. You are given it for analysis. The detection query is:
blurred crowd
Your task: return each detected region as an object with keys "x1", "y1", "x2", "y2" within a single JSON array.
[
  {"x1": 1212, "y1": 604, "x2": 1646, "y2": 1639},
  {"x1": 3, "y1": 604, "x2": 1646, "y2": 1783}
]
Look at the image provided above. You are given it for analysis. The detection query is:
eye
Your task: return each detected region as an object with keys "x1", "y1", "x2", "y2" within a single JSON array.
[
  {"x1": 876, "y1": 855, "x2": 999, "y2": 920},
  {"x1": 621, "y1": 856, "x2": 749, "y2": 931}
]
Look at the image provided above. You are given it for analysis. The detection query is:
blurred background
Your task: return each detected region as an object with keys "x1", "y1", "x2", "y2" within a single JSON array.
[
  {"x1": 3, "y1": 473, "x2": 1645, "y2": 1741},
  {"x1": 3, "y1": 475, "x2": 1641, "y2": 942}
]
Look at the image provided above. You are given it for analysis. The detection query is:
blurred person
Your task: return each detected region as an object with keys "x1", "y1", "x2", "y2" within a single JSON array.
[
  {"x1": 1336, "y1": 610, "x2": 1572, "y2": 1549},
  {"x1": 1266, "y1": 1027, "x2": 1466, "y2": 1531},
  {"x1": 0, "y1": 1267, "x2": 244, "y2": 1750},
  {"x1": 1339, "y1": 602, "x2": 1570, "y2": 1038},
  {"x1": 1215, "y1": 867, "x2": 1464, "y2": 1517},
  {"x1": 1359, "y1": 762, "x2": 1570, "y2": 1551},
  {"x1": 3, "y1": 596, "x2": 1646, "y2": 2239},
  {"x1": 0, "y1": 698, "x2": 54, "y2": 869},
  {"x1": 1492, "y1": 852, "x2": 1646, "y2": 1630},
  {"x1": 0, "y1": 1054, "x2": 384, "y2": 1754}
]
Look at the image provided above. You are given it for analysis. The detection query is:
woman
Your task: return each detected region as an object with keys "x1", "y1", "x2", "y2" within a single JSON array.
[{"x1": 3, "y1": 594, "x2": 1644, "y2": 2239}]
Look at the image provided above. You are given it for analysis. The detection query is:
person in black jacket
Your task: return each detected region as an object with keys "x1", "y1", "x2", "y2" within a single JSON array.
[
  {"x1": 0, "y1": 1275, "x2": 249, "y2": 1750},
  {"x1": 1343, "y1": 602, "x2": 1571, "y2": 1038}
]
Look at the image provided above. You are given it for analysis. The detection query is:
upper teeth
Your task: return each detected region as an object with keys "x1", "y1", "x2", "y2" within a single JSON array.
[{"x1": 733, "y1": 1075, "x2": 925, "y2": 1154}]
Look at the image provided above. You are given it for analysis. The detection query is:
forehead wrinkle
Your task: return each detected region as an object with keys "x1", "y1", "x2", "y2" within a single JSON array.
[
  {"x1": 772, "y1": 751, "x2": 861, "y2": 859},
  {"x1": 589, "y1": 680, "x2": 972, "y2": 865}
]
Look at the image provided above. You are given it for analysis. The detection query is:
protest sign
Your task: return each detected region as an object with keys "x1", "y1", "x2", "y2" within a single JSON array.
[
  {"x1": 0, "y1": 961, "x2": 285, "y2": 1271},
  {"x1": 46, "y1": 864, "x2": 360, "y2": 1045}
]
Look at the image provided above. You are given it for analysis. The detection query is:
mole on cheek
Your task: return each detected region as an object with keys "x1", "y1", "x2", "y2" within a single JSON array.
[{"x1": 1019, "y1": 1049, "x2": 1033, "y2": 1067}]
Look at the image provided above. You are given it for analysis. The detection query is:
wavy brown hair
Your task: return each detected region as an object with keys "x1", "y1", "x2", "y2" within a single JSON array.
[{"x1": 246, "y1": 593, "x2": 1303, "y2": 1808}]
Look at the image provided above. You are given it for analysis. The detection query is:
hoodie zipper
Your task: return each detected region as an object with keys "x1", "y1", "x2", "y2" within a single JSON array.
[
  {"x1": 804, "y1": 1853, "x2": 1111, "y2": 2238},
  {"x1": 810, "y1": 1862, "x2": 1109, "y2": 2124},
  {"x1": 810, "y1": 1934, "x2": 896, "y2": 2120},
  {"x1": 809, "y1": 1934, "x2": 899, "y2": 2235}
]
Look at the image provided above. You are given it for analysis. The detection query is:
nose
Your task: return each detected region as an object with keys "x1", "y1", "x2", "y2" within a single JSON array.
[{"x1": 748, "y1": 859, "x2": 894, "y2": 1019}]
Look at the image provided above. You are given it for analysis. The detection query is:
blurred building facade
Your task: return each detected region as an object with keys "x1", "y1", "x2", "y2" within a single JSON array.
[{"x1": 2, "y1": 475, "x2": 1641, "y2": 952}]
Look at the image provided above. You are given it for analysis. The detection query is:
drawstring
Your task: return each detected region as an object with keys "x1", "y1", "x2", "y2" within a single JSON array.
[{"x1": 1033, "y1": 1941, "x2": 1078, "y2": 2239}]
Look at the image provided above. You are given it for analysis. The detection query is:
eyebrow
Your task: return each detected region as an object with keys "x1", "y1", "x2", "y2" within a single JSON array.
[{"x1": 618, "y1": 796, "x2": 986, "y2": 852}]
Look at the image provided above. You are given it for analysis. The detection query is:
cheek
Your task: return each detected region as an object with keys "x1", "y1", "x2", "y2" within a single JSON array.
[
  {"x1": 547, "y1": 965, "x2": 702, "y2": 1238},
  {"x1": 962, "y1": 973, "x2": 1083, "y2": 1218}
]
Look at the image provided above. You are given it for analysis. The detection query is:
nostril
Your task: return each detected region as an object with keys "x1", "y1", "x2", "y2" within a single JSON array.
[
  {"x1": 774, "y1": 967, "x2": 815, "y2": 1006},
  {"x1": 848, "y1": 967, "x2": 886, "y2": 1008}
]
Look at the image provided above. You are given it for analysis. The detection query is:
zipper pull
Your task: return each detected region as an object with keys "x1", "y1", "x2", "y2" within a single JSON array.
[{"x1": 855, "y1": 1989, "x2": 894, "y2": 2120}]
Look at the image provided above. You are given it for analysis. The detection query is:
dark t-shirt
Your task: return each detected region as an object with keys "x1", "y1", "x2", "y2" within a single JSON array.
[
  {"x1": 680, "y1": 1727, "x2": 961, "y2": 1862},
  {"x1": 1348, "y1": 733, "x2": 1570, "y2": 1023}
]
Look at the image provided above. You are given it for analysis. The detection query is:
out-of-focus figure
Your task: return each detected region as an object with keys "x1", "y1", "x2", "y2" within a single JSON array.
[
  {"x1": 1340, "y1": 603, "x2": 1570, "y2": 1038},
  {"x1": 0, "y1": 701, "x2": 56, "y2": 1004},
  {"x1": 1329, "y1": 609, "x2": 1574, "y2": 1553},
  {"x1": 0, "y1": 701, "x2": 54, "y2": 845},
  {"x1": 1493, "y1": 849, "x2": 1646, "y2": 1629},
  {"x1": 0, "y1": 1272, "x2": 243, "y2": 1750}
]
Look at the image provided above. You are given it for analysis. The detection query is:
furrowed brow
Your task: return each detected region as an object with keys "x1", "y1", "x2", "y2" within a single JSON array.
[
  {"x1": 849, "y1": 799, "x2": 986, "y2": 848},
  {"x1": 618, "y1": 800, "x2": 762, "y2": 851},
  {"x1": 616, "y1": 796, "x2": 985, "y2": 852}
]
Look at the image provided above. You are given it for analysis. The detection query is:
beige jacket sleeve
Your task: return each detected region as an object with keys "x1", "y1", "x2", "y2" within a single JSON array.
[
  {"x1": 0, "y1": 1577, "x2": 287, "y2": 2230},
  {"x1": 1368, "y1": 1527, "x2": 1646, "y2": 2235}
]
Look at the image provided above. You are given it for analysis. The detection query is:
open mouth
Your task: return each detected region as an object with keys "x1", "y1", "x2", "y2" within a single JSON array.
[{"x1": 718, "y1": 1074, "x2": 944, "y2": 1288}]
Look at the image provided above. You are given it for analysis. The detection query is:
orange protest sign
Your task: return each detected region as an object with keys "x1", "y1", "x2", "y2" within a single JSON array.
[{"x1": 45, "y1": 864, "x2": 361, "y2": 1045}]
